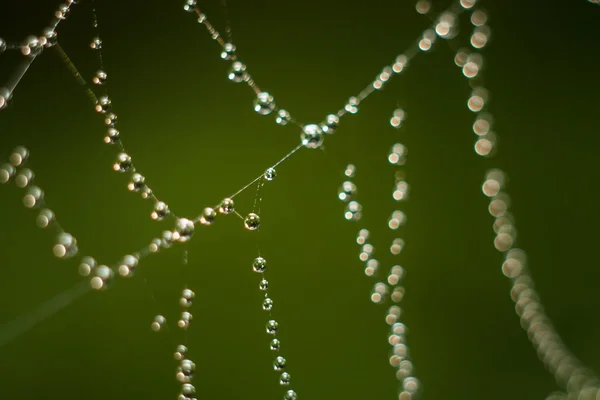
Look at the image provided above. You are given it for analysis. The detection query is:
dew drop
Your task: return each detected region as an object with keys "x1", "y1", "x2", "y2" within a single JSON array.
[
  {"x1": 263, "y1": 298, "x2": 273, "y2": 311},
  {"x1": 264, "y1": 167, "x2": 276, "y2": 181},
  {"x1": 266, "y1": 320, "x2": 279, "y2": 335},
  {"x1": 274, "y1": 356, "x2": 286, "y2": 371},
  {"x1": 253, "y1": 257, "x2": 267, "y2": 273},
  {"x1": 244, "y1": 213, "x2": 260, "y2": 230}
]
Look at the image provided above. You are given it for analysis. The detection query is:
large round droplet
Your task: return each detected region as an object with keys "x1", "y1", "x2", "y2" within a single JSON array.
[
  {"x1": 221, "y1": 43, "x2": 236, "y2": 60},
  {"x1": 264, "y1": 167, "x2": 276, "y2": 181},
  {"x1": 95, "y1": 95, "x2": 112, "y2": 113},
  {"x1": 151, "y1": 201, "x2": 170, "y2": 220},
  {"x1": 200, "y1": 207, "x2": 217, "y2": 225},
  {"x1": 254, "y1": 92, "x2": 275, "y2": 115},
  {"x1": 228, "y1": 61, "x2": 247, "y2": 82},
  {"x1": 266, "y1": 320, "x2": 278, "y2": 335},
  {"x1": 270, "y1": 338, "x2": 280, "y2": 351},
  {"x1": 93, "y1": 70, "x2": 107, "y2": 85},
  {"x1": 218, "y1": 198, "x2": 234, "y2": 214},
  {"x1": 301, "y1": 124, "x2": 324, "y2": 149},
  {"x1": 259, "y1": 279, "x2": 269, "y2": 291},
  {"x1": 113, "y1": 152, "x2": 131, "y2": 172},
  {"x1": 284, "y1": 390, "x2": 297, "y2": 400},
  {"x1": 280, "y1": 372, "x2": 291, "y2": 385},
  {"x1": 253, "y1": 257, "x2": 267, "y2": 273},
  {"x1": 244, "y1": 213, "x2": 260, "y2": 230},
  {"x1": 53, "y1": 232, "x2": 78, "y2": 259},
  {"x1": 263, "y1": 298, "x2": 273, "y2": 311},
  {"x1": 321, "y1": 114, "x2": 339, "y2": 134},
  {"x1": 274, "y1": 356, "x2": 286, "y2": 371},
  {"x1": 174, "y1": 218, "x2": 195, "y2": 242},
  {"x1": 91, "y1": 265, "x2": 113, "y2": 290}
]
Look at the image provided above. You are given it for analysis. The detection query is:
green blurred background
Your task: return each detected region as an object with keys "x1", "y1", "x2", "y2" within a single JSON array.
[{"x1": 0, "y1": 0, "x2": 599, "y2": 399}]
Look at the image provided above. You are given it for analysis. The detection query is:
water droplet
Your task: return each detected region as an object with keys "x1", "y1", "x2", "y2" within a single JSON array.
[
  {"x1": 259, "y1": 279, "x2": 269, "y2": 291},
  {"x1": 276, "y1": 109, "x2": 291, "y2": 125},
  {"x1": 218, "y1": 198, "x2": 234, "y2": 214},
  {"x1": 344, "y1": 201, "x2": 362, "y2": 221},
  {"x1": 183, "y1": 0, "x2": 196, "y2": 12},
  {"x1": 9, "y1": 146, "x2": 29, "y2": 167},
  {"x1": 91, "y1": 265, "x2": 113, "y2": 290},
  {"x1": 180, "y1": 288, "x2": 195, "y2": 308},
  {"x1": 36, "y1": 208, "x2": 55, "y2": 228},
  {"x1": 301, "y1": 124, "x2": 324, "y2": 149},
  {"x1": 151, "y1": 201, "x2": 170, "y2": 220},
  {"x1": 181, "y1": 383, "x2": 195, "y2": 396},
  {"x1": 104, "y1": 112, "x2": 118, "y2": 127},
  {"x1": 53, "y1": 232, "x2": 78, "y2": 258},
  {"x1": 321, "y1": 114, "x2": 339, "y2": 134},
  {"x1": 228, "y1": 61, "x2": 247, "y2": 82},
  {"x1": 0, "y1": 163, "x2": 15, "y2": 183},
  {"x1": 95, "y1": 95, "x2": 111, "y2": 113},
  {"x1": 254, "y1": 92, "x2": 275, "y2": 115},
  {"x1": 174, "y1": 218, "x2": 195, "y2": 242},
  {"x1": 284, "y1": 390, "x2": 297, "y2": 400},
  {"x1": 253, "y1": 257, "x2": 267, "y2": 273},
  {"x1": 270, "y1": 338, "x2": 280, "y2": 351},
  {"x1": 199, "y1": 207, "x2": 217, "y2": 225},
  {"x1": 220, "y1": 43, "x2": 236, "y2": 60},
  {"x1": 280, "y1": 372, "x2": 291, "y2": 385},
  {"x1": 174, "y1": 344, "x2": 188, "y2": 360},
  {"x1": 21, "y1": 35, "x2": 43, "y2": 57},
  {"x1": 92, "y1": 70, "x2": 107, "y2": 85},
  {"x1": 337, "y1": 181, "x2": 356, "y2": 202},
  {"x1": 104, "y1": 128, "x2": 120, "y2": 144},
  {"x1": 244, "y1": 213, "x2": 260, "y2": 230},
  {"x1": 14, "y1": 168, "x2": 34, "y2": 188},
  {"x1": 266, "y1": 320, "x2": 278, "y2": 335},
  {"x1": 274, "y1": 356, "x2": 286, "y2": 371},
  {"x1": 23, "y1": 186, "x2": 43, "y2": 208},
  {"x1": 113, "y1": 152, "x2": 131, "y2": 172},
  {"x1": 263, "y1": 298, "x2": 273, "y2": 311},
  {"x1": 90, "y1": 36, "x2": 102, "y2": 49},
  {"x1": 55, "y1": 3, "x2": 70, "y2": 20},
  {"x1": 78, "y1": 256, "x2": 96, "y2": 277},
  {"x1": 264, "y1": 167, "x2": 276, "y2": 181}
]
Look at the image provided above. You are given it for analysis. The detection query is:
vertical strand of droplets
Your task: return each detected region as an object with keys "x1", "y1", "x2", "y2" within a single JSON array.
[
  {"x1": 385, "y1": 108, "x2": 419, "y2": 399},
  {"x1": 453, "y1": 3, "x2": 600, "y2": 398}
]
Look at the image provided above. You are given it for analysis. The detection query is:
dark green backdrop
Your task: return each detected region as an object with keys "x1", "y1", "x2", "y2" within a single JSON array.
[{"x1": 0, "y1": 1, "x2": 599, "y2": 399}]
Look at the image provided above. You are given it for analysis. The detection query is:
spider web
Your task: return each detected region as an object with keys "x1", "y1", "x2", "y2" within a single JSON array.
[{"x1": 0, "y1": 1, "x2": 599, "y2": 400}]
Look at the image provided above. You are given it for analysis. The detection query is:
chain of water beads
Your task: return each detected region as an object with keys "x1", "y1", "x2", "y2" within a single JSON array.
[
  {"x1": 249, "y1": 255, "x2": 297, "y2": 400},
  {"x1": 182, "y1": 0, "x2": 476, "y2": 154},
  {"x1": 449, "y1": 6, "x2": 600, "y2": 399},
  {"x1": 0, "y1": 1, "x2": 77, "y2": 109}
]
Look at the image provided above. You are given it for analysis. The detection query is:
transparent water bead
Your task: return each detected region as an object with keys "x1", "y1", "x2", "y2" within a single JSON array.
[
  {"x1": 174, "y1": 344, "x2": 188, "y2": 361},
  {"x1": 104, "y1": 128, "x2": 120, "y2": 144},
  {"x1": 9, "y1": 146, "x2": 29, "y2": 167},
  {"x1": 388, "y1": 143, "x2": 407, "y2": 165},
  {"x1": 174, "y1": 218, "x2": 195, "y2": 242},
  {"x1": 218, "y1": 198, "x2": 235, "y2": 214},
  {"x1": 388, "y1": 211, "x2": 406, "y2": 230},
  {"x1": 391, "y1": 238, "x2": 405, "y2": 255},
  {"x1": 266, "y1": 320, "x2": 279, "y2": 335},
  {"x1": 221, "y1": 43, "x2": 236, "y2": 60},
  {"x1": 128, "y1": 173, "x2": 146, "y2": 192},
  {"x1": 23, "y1": 186, "x2": 44, "y2": 208},
  {"x1": 0, "y1": 38, "x2": 6, "y2": 53},
  {"x1": 113, "y1": 152, "x2": 131, "y2": 172},
  {"x1": 345, "y1": 96, "x2": 359, "y2": 114},
  {"x1": 15, "y1": 168, "x2": 34, "y2": 188},
  {"x1": 200, "y1": 207, "x2": 217, "y2": 225},
  {"x1": 118, "y1": 254, "x2": 139, "y2": 277},
  {"x1": 356, "y1": 228, "x2": 370, "y2": 245},
  {"x1": 36, "y1": 209, "x2": 55, "y2": 228},
  {"x1": 42, "y1": 28, "x2": 57, "y2": 47},
  {"x1": 78, "y1": 256, "x2": 96, "y2": 277},
  {"x1": 471, "y1": 26, "x2": 491, "y2": 49},
  {"x1": 284, "y1": 390, "x2": 297, "y2": 400},
  {"x1": 259, "y1": 279, "x2": 269, "y2": 291},
  {"x1": 301, "y1": 124, "x2": 324, "y2": 149},
  {"x1": 244, "y1": 213, "x2": 260, "y2": 230},
  {"x1": 345, "y1": 164, "x2": 356, "y2": 178},
  {"x1": 263, "y1": 298, "x2": 273, "y2": 311},
  {"x1": 338, "y1": 181, "x2": 357, "y2": 202},
  {"x1": 95, "y1": 95, "x2": 112, "y2": 113},
  {"x1": 393, "y1": 180, "x2": 409, "y2": 201},
  {"x1": 344, "y1": 201, "x2": 362, "y2": 221},
  {"x1": 183, "y1": 0, "x2": 196, "y2": 12},
  {"x1": 228, "y1": 61, "x2": 248, "y2": 83},
  {"x1": 270, "y1": 338, "x2": 280, "y2": 351},
  {"x1": 390, "y1": 108, "x2": 406, "y2": 128},
  {"x1": 274, "y1": 356, "x2": 286, "y2": 371},
  {"x1": 264, "y1": 167, "x2": 276, "y2": 181},
  {"x1": 254, "y1": 92, "x2": 275, "y2": 115},
  {"x1": 91, "y1": 265, "x2": 114, "y2": 290},
  {"x1": 435, "y1": 12, "x2": 458, "y2": 39},
  {"x1": 321, "y1": 114, "x2": 339, "y2": 134},
  {"x1": 0, "y1": 87, "x2": 11, "y2": 110},
  {"x1": 276, "y1": 109, "x2": 291, "y2": 125},
  {"x1": 104, "y1": 112, "x2": 118, "y2": 127},
  {"x1": 55, "y1": 3, "x2": 71, "y2": 19},
  {"x1": 181, "y1": 383, "x2": 196, "y2": 396},
  {"x1": 151, "y1": 315, "x2": 167, "y2": 332},
  {"x1": 21, "y1": 36, "x2": 43, "y2": 57},
  {"x1": 162, "y1": 230, "x2": 175, "y2": 248},
  {"x1": 178, "y1": 311, "x2": 192, "y2": 329},
  {"x1": 280, "y1": 372, "x2": 291, "y2": 385},
  {"x1": 90, "y1": 36, "x2": 102, "y2": 49},
  {"x1": 181, "y1": 359, "x2": 196, "y2": 378},
  {"x1": 151, "y1": 201, "x2": 170, "y2": 220},
  {"x1": 53, "y1": 232, "x2": 78, "y2": 258},
  {"x1": 253, "y1": 257, "x2": 267, "y2": 273},
  {"x1": 180, "y1": 288, "x2": 195, "y2": 308},
  {"x1": 92, "y1": 70, "x2": 107, "y2": 85}
]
